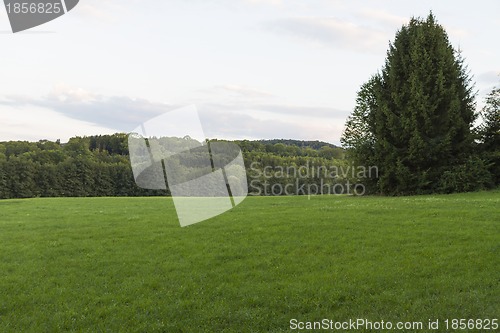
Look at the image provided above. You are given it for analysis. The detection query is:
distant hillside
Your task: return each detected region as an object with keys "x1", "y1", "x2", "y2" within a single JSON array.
[
  {"x1": 252, "y1": 139, "x2": 338, "y2": 149},
  {"x1": 0, "y1": 134, "x2": 347, "y2": 199}
]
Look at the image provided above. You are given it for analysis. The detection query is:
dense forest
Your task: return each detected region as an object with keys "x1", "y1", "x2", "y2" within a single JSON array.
[{"x1": 0, "y1": 134, "x2": 350, "y2": 199}]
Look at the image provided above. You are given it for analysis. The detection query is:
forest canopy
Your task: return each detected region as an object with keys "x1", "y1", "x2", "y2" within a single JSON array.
[{"x1": 0, "y1": 134, "x2": 347, "y2": 199}]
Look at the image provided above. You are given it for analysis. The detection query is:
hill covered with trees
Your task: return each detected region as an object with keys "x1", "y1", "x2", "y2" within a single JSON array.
[{"x1": 0, "y1": 135, "x2": 347, "y2": 199}]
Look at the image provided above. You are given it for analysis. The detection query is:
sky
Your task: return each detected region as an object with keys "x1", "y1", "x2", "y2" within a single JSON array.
[{"x1": 0, "y1": 0, "x2": 498, "y2": 145}]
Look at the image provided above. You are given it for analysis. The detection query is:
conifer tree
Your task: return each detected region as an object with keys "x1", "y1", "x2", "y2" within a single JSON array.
[
  {"x1": 480, "y1": 86, "x2": 500, "y2": 185},
  {"x1": 342, "y1": 13, "x2": 478, "y2": 194}
]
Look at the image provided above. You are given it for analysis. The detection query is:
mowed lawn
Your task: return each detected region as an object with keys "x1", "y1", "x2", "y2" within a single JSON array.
[{"x1": 0, "y1": 192, "x2": 498, "y2": 332}]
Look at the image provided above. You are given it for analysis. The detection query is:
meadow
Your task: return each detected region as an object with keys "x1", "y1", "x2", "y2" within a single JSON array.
[{"x1": 0, "y1": 191, "x2": 498, "y2": 332}]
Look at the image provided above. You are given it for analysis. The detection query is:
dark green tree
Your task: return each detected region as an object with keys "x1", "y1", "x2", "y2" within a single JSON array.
[
  {"x1": 5, "y1": 156, "x2": 37, "y2": 198},
  {"x1": 35, "y1": 162, "x2": 61, "y2": 197},
  {"x1": 479, "y1": 85, "x2": 500, "y2": 185},
  {"x1": 341, "y1": 76, "x2": 380, "y2": 192},
  {"x1": 342, "y1": 13, "x2": 479, "y2": 195},
  {"x1": 0, "y1": 149, "x2": 8, "y2": 199}
]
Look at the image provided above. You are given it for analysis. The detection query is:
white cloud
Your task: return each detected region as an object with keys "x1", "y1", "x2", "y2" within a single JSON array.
[
  {"x1": 0, "y1": 85, "x2": 345, "y2": 144},
  {"x1": 245, "y1": 0, "x2": 283, "y2": 5},
  {"x1": 198, "y1": 108, "x2": 342, "y2": 144},
  {"x1": 196, "y1": 85, "x2": 276, "y2": 102},
  {"x1": 358, "y1": 8, "x2": 408, "y2": 28},
  {"x1": 0, "y1": 105, "x2": 117, "y2": 142},
  {"x1": 71, "y1": 0, "x2": 129, "y2": 22},
  {"x1": 48, "y1": 84, "x2": 97, "y2": 103},
  {"x1": 477, "y1": 71, "x2": 500, "y2": 85},
  {"x1": 2, "y1": 87, "x2": 177, "y2": 132},
  {"x1": 265, "y1": 16, "x2": 390, "y2": 53}
]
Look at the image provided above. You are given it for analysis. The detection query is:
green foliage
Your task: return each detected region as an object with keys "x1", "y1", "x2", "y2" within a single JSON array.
[
  {"x1": 0, "y1": 160, "x2": 7, "y2": 199},
  {"x1": 0, "y1": 134, "x2": 345, "y2": 199},
  {"x1": 0, "y1": 192, "x2": 498, "y2": 331},
  {"x1": 4, "y1": 156, "x2": 37, "y2": 198},
  {"x1": 438, "y1": 156, "x2": 493, "y2": 193},
  {"x1": 342, "y1": 13, "x2": 482, "y2": 195},
  {"x1": 479, "y1": 86, "x2": 500, "y2": 185},
  {"x1": 341, "y1": 77, "x2": 380, "y2": 191},
  {"x1": 252, "y1": 139, "x2": 338, "y2": 150},
  {"x1": 89, "y1": 133, "x2": 129, "y2": 155},
  {"x1": 0, "y1": 134, "x2": 154, "y2": 199}
]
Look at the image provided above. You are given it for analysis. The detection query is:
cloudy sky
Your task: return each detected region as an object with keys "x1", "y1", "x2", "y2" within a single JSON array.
[{"x1": 1, "y1": 0, "x2": 498, "y2": 145}]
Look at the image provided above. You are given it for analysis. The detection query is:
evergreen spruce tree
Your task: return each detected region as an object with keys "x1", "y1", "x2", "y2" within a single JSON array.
[
  {"x1": 480, "y1": 86, "x2": 500, "y2": 185},
  {"x1": 342, "y1": 13, "x2": 478, "y2": 195},
  {"x1": 340, "y1": 76, "x2": 380, "y2": 192}
]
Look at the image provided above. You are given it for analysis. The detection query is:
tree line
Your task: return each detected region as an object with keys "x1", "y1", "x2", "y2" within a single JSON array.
[{"x1": 0, "y1": 135, "x2": 348, "y2": 199}]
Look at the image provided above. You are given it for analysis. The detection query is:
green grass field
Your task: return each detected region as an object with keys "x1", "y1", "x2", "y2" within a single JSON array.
[{"x1": 0, "y1": 191, "x2": 499, "y2": 332}]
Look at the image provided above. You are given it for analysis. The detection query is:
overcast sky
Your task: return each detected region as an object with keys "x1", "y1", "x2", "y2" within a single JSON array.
[{"x1": 1, "y1": 0, "x2": 498, "y2": 145}]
